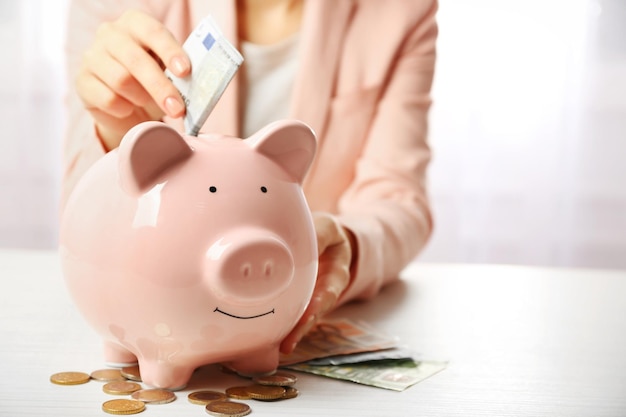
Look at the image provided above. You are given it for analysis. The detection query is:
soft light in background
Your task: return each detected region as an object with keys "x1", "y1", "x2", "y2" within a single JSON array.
[
  {"x1": 1, "y1": 0, "x2": 624, "y2": 269},
  {"x1": 420, "y1": 0, "x2": 626, "y2": 269},
  {"x1": 0, "y1": 0, "x2": 66, "y2": 248}
]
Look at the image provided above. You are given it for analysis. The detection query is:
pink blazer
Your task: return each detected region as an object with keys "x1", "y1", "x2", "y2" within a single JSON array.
[{"x1": 64, "y1": 0, "x2": 437, "y2": 303}]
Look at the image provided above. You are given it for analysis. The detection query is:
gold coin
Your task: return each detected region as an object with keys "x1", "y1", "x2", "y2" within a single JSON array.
[
  {"x1": 253, "y1": 371, "x2": 297, "y2": 387},
  {"x1": 283, "y1": 386, "x2": 299, "y2": 399},
  {"x1": 187, "y1": 390, "x2": 227, "y2": 405},
  {"x1": 246, "y1": 384, "x2": 286, "y2": 400},
  {"x1": 131, "y1": 388, "x2": 176, "y2": 404},
  {"x1": 121, "y1": 365, "x2": 142, "y2": 382},
  {"x1": 50, "y1": 371, "x2": 91, "y2": 385},
  {"x1": 258, "y1": 386, "x2": 299, "y2": 402},
  {"x1": 205, "y1": 400, "x2": 251, "y2": 417},
  {"x1": 91, "y1": 369, "x2": 126, "y2": 382},
  {"x1": 225, "y1": 386, "x2": 252, "y2": 400},
  {"x1": 103, "y1": 381, "x2": 142, "y2": 395},
  {"x1": 102, "y1": 399, "x2": 146, "y2": 415}
]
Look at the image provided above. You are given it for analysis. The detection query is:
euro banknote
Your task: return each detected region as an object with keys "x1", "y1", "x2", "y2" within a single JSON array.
[{"x1": 165, "y1": 15, "x2": 243, "y2": 136}]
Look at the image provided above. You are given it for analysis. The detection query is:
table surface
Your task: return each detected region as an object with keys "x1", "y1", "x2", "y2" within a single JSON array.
[{"x1": 1, "y1": 249, "x2": 625, "y2": 416}]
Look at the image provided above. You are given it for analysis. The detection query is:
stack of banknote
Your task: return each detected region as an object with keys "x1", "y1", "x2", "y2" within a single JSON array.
[{"x1": 279, "y1": 319, "x2": 447, "y2": 391}]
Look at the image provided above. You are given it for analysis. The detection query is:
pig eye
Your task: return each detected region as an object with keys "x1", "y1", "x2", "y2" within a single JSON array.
[
  {"x1": 209, "y1": 186, "x2": 217, "y2": 193},
  {"x1": 260, "y1": 186, "x2": 268, "y2": 193}
]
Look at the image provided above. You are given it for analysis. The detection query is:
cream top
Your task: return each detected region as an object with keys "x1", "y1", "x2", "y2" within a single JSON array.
[{"x1": 240, "y1": 33, "x2": 300, "y2": 138}]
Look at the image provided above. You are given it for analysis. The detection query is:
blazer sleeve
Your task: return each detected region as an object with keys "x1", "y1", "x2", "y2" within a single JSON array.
[{"x1": 336, "y1": 0, "x2": 438, "y2": 303}]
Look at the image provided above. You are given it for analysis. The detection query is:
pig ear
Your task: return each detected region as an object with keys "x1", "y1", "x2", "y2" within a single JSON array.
[
  {"x1": 118, "y1": 121, "x2": 193, "y2": 194},
  {"x1": 250, "y1": 120, "x2": 317, "y2": 184}
]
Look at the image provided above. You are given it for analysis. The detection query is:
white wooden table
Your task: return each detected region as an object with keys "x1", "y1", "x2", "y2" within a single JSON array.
[{"x1": 1, "y1": 249, "x2": 625, "y2": 416}]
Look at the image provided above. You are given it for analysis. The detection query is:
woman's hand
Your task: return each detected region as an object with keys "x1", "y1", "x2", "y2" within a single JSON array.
[
  {"x1": 280, "y1": 212, "x2": 356, "y2": 354},
  {"x1": 75, "y1": 10, "x2": 190, "y2": 151}
]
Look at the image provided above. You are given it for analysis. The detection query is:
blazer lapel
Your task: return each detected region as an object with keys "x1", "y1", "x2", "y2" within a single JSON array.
[{"x1": 290, "y1": 0, "x2": 356, "y2": 143}]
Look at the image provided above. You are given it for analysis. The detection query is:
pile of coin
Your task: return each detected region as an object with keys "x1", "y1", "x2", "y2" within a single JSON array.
[
  {"x1": 50, "y1": 366, "x2": 176, "y2": 415},
  {"x1": 187, "y1": 371, "x2": 299, "y2": 416},
  {"x1": 227, "y1": 371, "x2": 299, "y2": 401},
  {"x1": 50, "y1": 367, "x2": 299, "y2": 416}
]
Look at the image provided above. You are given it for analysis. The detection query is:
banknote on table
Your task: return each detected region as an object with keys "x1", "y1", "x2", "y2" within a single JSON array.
[
  {"x1": 279, "y1": 319, "x2": 447, "y2": 390},
  {"x1": 165, "y1": 15, "x2": 243, "y2": 136},
  {"x1": 287, "y1": 359, "x2": 448, "y2": 392},
  {"x1": 304, "y1": 346, "x2": 416, "y2": 366},
  {"x1": 279, "y1": 319, "x2": 398, "y2": 366}
]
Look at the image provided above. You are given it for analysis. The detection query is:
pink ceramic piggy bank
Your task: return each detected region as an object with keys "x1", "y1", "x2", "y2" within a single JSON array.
[{"x1": 59, "y1": 120, "x2": 318, "y2": 389}]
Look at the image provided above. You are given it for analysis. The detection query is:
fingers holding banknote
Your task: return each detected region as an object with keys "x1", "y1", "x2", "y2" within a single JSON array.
[
  {"x1": 280, "y1": 213, "x2": 356, "y2": 354},
  {"x1": 75, "y1": 9, "x2": 191, "y2": 150}
]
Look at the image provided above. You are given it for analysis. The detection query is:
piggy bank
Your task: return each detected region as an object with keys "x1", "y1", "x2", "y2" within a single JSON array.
[{"x1": 59, "y1": 120, "x2": 318, "y2": 389}]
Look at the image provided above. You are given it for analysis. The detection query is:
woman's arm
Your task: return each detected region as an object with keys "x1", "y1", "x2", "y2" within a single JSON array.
[{"x1": 336, "y1": 0, "x2": 438, "y2": 303}]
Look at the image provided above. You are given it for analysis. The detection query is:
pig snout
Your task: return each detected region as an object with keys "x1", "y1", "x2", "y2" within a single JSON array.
[{"x1": 206, "y1": 229, "x2": 295, "y2": 305}]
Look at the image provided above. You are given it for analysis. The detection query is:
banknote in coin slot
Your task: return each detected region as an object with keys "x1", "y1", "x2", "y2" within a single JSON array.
[{"x1": 165, "y1": 14, "x2": 243, "y2": 136}]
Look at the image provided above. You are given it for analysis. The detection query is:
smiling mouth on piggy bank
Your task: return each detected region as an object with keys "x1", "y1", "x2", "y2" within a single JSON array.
[{"x1": 213, "y1": 307, "x2": 275, "y2": 320}]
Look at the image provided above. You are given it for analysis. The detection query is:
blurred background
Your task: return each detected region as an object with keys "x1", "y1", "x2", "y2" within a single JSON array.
[{"x1": 0, "y1": 0, "x2": 624, "y2": 269}]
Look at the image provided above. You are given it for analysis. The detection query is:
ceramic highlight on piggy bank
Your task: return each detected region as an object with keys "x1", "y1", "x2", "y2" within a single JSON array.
[{"x1": 59, "y1": 120, "x2": 318, "y2": 389}]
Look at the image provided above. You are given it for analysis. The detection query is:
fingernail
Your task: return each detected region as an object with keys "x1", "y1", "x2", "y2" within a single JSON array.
[
  {"x1": 171, "y1": 56, "x2": 189, "y2": 76},
  {"x1": 164, "y1": 96, "x2": 185, "y2": 117}
]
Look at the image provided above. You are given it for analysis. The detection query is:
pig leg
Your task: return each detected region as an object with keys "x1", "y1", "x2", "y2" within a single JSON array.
[
  {"x1": 137, "y1": 359, "x2": 194, "y2": 390},
  {"x1": 226, "y1": 345, "x2": 280, "y2": 377},
  {"x1": 103, "y1": 341, "x2": 137, "y2": 366}
]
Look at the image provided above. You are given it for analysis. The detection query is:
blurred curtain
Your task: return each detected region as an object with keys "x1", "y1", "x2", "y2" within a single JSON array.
[
  {"x1": 0, "y1": 0, "x2": 68, "y2": 248},
  {"x1": 419, "y1": 0, "x2": 626, "y2": 269}
]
